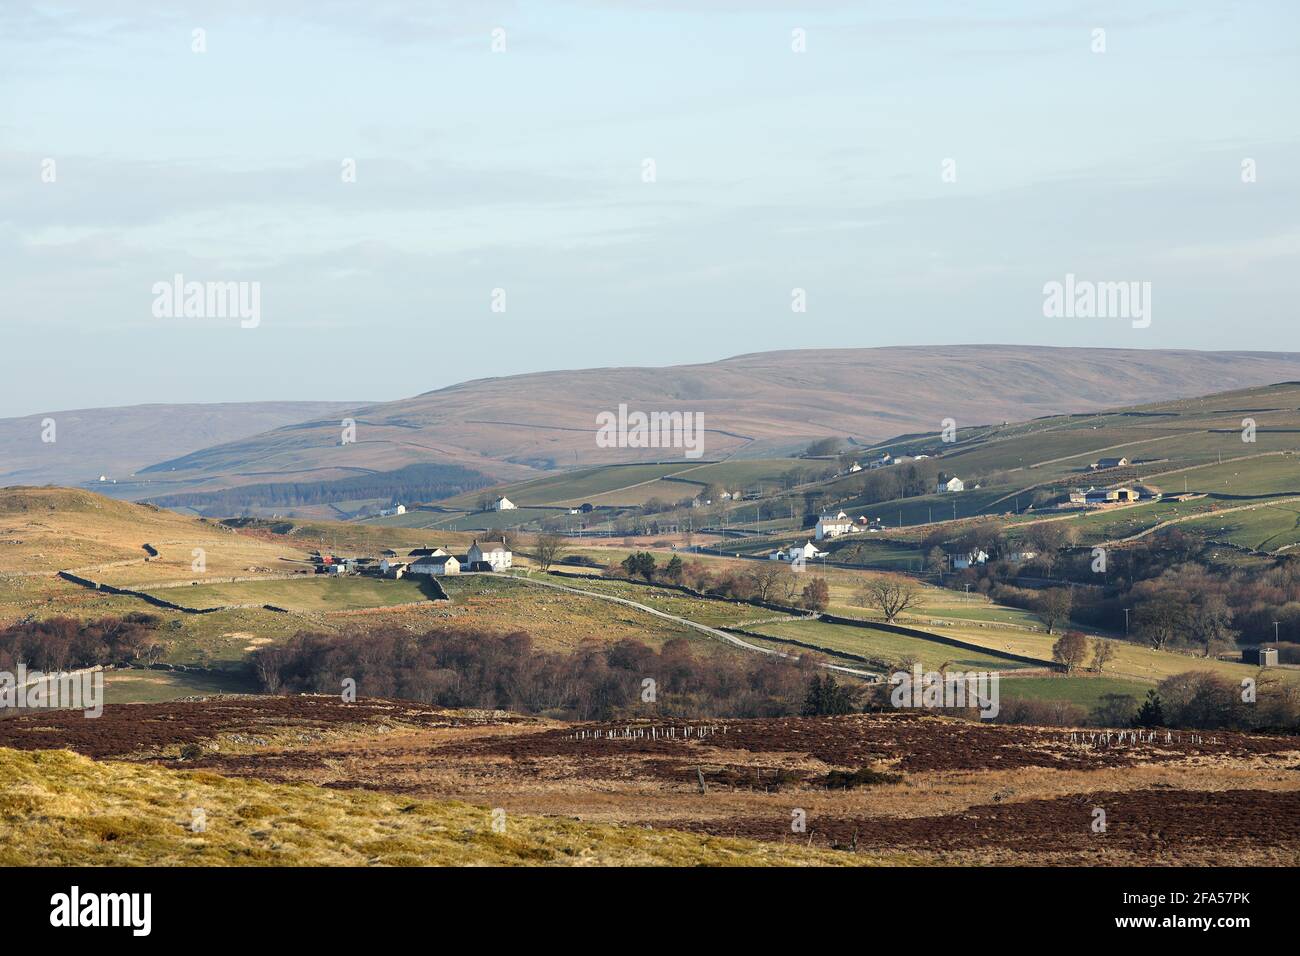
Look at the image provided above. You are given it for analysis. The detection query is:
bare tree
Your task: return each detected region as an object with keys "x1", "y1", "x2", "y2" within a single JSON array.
[
  {"x1": 1052, "y1": 630, "x2": 1089, "y2": 673},
  {"x1": 1035, "y1": 587, "x2": 1073, "y2": 634},
  {"x1": 801, "y1": 577, "x2": 831, "y2": 612},
  {"x1": 747, "y1": 563, "x2": 785, "y2": 602},
  {"x1": 1188, "y1": 595, "x2": 1237, "y2": 658},
  {"x1": 854, "y1": 579, "x2": 924, "y2": 623},
  {"x1": 1135, "y1": 596, "x2": 1187, "y2": 651},
  {"x1": 1088, "y1": 637, "x2": 1116, "y2": 674},
  {"x1": 531, "y1": 533, "x2": 570, "y2": 572}
]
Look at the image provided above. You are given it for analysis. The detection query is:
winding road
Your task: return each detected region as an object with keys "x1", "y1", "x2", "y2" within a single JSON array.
[{"x1": 505, "y1": 572, "x2": 881, "y2": 680}]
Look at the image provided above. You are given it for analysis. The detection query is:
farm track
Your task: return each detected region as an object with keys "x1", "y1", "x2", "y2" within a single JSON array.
[{"x1": 505, "y1": 573, "x2": 881, "y2": 679}]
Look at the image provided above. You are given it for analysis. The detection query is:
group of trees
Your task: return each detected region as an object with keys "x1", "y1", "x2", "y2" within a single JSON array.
[
  {"x1": 608, "y1": 555, "x2": 831, "y2": 611},
  {"x1": 252, "y1": 628, "x2": 842, "y2": 721},
  {"x1": 1050, "y1": 630, "x2": 1115, "y2": 674},
  {"x1": 938, "y1": 525, "x2": 1273, "y2": 657},
  {"x1": 924, "y1": 519, "x2": 1080, "y2": 577},
  {"x1": 1098, "y1": 672, "x2": 1300, "y2": 731},
  {"x1": 0, "y1": 614, "x2": 165, "y2": 672},
  {"x1": 991, "y1": 669, "x2": 1300, "y2": 731},
  {"x1": 618, "y1": 551, "x2": 680, "y2": 582},
  {"x1": 801, "y1": 673, "x2": 861, "y2": 715}
]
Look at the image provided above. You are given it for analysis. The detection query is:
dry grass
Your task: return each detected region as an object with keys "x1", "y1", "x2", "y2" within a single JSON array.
[{"x1": 0, "y1": 747, "x2": 875, "y2": 867}]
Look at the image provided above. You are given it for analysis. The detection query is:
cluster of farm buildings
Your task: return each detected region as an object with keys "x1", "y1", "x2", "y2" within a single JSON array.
[
  {"x1": 311, "y1": 539, "x2": 513, "y2": 578},
  {"x1": 841, "y1": 452, "x2": 933, "y2": 474}
]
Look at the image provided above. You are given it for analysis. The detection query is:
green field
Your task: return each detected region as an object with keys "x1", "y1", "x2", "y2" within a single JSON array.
[
  {"x1": 530, "y1": 573, "x2": 804, "y2": 629},
  {"x1": 368, "y1": 506, "x2": 563, "y2": 532},
  {"x1": 103, "y1": 666, "x2": 258, "y2": 704},
  {"x1": 1177, "y1": 454, "x2": 1300, "y2": 496},
  {"x1": 434, "y1": 459, "x2": 805, "y2": 511},
  {"x1": 850, "y1": 489, "x2": 1015, "y2": 528},
  {"x1": 438, "y1": 463, "x2": 697, "y2": 508},
  {"x1": 996, "y1": 675, "x2": 1153, "y2": 711},
  {"x1": 924, "y1": 620, "x2": 1286, "y2": 685},
  {"x1": 745, "y1": 619, "x2": 1031, "y2": 672},
  {"x1": 142, "y1": 576, "x2": 442, "y2": 612},
  {"x1": 1177, "y1": 501, "x2": 1300, "y2": 551}
]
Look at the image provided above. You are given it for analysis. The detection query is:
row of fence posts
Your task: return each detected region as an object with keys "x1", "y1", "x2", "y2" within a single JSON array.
[
  {"x1": 569, "y1": 724, "x2": 728, "y2": 741},
  {"x1": 1068, "y1": 729, "x2": 1217, "y2": 747}
]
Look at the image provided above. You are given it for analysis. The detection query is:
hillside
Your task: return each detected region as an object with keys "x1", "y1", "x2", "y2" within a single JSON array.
[
  {"x1": 124, "y1": 347, "x2": 1300, "y2": 509},
  {"x1": 4, "y1": 697, "x2": 1296, "y2": 866},
  {"x1": 0, "y1": 746, "x2": 854, "y2": 866},
  {"x1": 0, "y1": 401, "x2": 363, "y2": 488}
]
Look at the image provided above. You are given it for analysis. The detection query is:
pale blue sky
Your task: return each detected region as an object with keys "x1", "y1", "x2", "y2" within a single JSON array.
[{"x1": 1, "y1": 0, "x2": 1297, "y2": 416}]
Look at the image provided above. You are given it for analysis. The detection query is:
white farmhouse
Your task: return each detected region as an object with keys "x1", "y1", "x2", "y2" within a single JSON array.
[
  {"x1": 378, "y1": 504, "x2": 406, "y2": 517},
  {"x1": 814, "y1": 510, "x2": 854, "y2": 541},
  {"x1": 467, "y1": 539, "x2": 512, "y2": 570},
  {"x1": 788, "y1": 540, "x2": 827, "y2": 561},
  {"x1": 410, "y1": 554, "x2": 460, "y2": 576},
  {"x1": 952, "y1": 549, "x2": 988, "y2": 570},
  {"x1": 937, "y1": 476, "x2": 965, "y2": 493},
  {"x1": 492, "y1": 496, "x2": 517, "y2": 511}
]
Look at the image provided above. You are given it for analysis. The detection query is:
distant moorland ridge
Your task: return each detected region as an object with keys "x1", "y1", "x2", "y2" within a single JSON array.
[{"x1": 7, "y1": 346, "x2": 1300, "y2": 497}]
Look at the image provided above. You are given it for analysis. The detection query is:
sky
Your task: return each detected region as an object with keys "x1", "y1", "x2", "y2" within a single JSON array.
[{"x1": 1, "y1": 0, "x2": 1297, "y2": 417}]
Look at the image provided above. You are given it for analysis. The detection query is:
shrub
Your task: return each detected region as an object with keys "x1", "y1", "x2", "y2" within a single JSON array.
[
  {"x1": 252, "y1": 627, "x2": 851, "y2": 721},
  {"x1": 821, "y1": 767, "x2": 903, "y2": 789}
]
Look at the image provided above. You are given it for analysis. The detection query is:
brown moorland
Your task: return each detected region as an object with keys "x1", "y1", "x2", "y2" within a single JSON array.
[{"x1": 5, "y1": 695, "x2": 1297, "y2": 865}]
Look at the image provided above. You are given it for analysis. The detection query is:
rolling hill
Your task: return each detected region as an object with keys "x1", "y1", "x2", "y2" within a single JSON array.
[
  {"x1": 0, "y1": 401, "x2": 364, "y2": 488},
  {"x1": 119, "y1": 347, "x2": 1300, "y2": 508}
]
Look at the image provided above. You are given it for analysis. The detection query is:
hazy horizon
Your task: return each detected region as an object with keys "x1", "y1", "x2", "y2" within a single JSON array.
[
  {"x1": 3, "y1": 0, "x2": 1297, "y2": 417},
  {"x1": 8, "y1": 342, "x2": 1300, "y2": 420}
]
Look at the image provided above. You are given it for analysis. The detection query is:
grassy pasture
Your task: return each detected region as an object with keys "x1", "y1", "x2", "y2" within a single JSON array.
[
  {"x1": 924, "y1": 622, "x2": 1287, "y2": 685},
  {"x1": 103, "y1": 667, "x2": 259, "y2": 704},
  {"x1": 850, "y1": 489, "x2": 1015, "y2": 528},
  {"x1": 434, "y1": 460, "x2": 802, "y2": 511},
  {"x1": 744, "y1": 619, "x2": 1031, "y2": 672},
  {"x1": 1177, "y1": 454, "x2": 1300, "y2": 496},
  {"x1": 375, "y1": 507, "x2": 562, "y2": 532},
  {"x1": 435, "y1": 575, "x2": 723, "y2": 651},
  {"x1": 529, "y1": 573, "x2": 800, "y2": 630},
  {"x1": 1178, "y1": 502, "x2": 1300, "y2": 551},
  {"x1": 996, "y1": 675, "x2": 1154, "y2": 711},
  {"x1": 439, "y1": 463, "x2": 696, "y2": 508},
  {"x1": 140, "y1": 576, "x2": 442, "y2": 612}
]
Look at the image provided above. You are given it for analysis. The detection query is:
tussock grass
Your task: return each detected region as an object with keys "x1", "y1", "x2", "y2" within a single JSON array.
[{"x1": 0, "y1": 747, "x2": 869, "y2": 866}]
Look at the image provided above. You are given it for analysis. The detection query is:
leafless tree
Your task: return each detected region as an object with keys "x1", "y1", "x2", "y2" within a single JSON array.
[
  {"x1": 747, "y1": 563, "x2": 785, "y2": 602},
  {"x1": 1052, "y1": 630, "x2": 1089, "y2": 673},
  {"x1": 1089, "y1": 637, "x2": 1115, "y2": 673},
  {"x1": 1035, "y1": 587, "x2": 1073, "y2": 635},
  {"x1": 1135, "y1": 596, "x2": 1187, "y2": 651},
  {"x1": 854, "y1": 579, "x2": 924, "y2": 623},
  {"x1": 531, "y1": 533, "x2": 570, "y2": 572}
]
